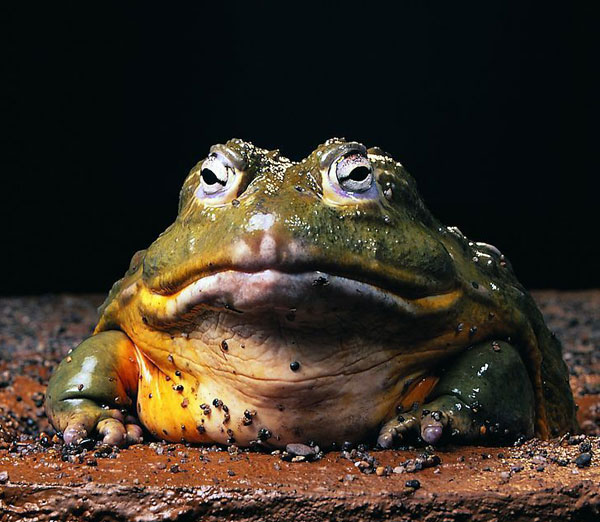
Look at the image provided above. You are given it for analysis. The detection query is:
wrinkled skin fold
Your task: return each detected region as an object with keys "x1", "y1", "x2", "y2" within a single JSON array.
[{"x1": 46, "y1": 138, "x2": 577, "y2": 448}]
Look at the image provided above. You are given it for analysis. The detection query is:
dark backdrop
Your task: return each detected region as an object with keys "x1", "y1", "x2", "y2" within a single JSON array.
[{"x1": 4, "y1": 2, "x2": 598, "y2": 294}]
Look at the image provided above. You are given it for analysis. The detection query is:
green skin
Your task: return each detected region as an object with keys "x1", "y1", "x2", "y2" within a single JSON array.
[{"x1": 46, "y1": 138, "x2": 577, "y2": 448}]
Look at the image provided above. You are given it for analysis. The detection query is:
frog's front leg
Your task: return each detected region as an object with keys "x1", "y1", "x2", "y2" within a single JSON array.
[
  {"x1": 46, "y1": 330, "x2": 143, "y2": 446},
  {"x1": 378, "y1": 341, "x2": 536, "y2": 447}
]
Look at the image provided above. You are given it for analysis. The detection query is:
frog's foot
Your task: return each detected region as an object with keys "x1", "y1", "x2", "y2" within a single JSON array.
[
  {"x1": 377, "y1": 340, "x2": 536, "y2": 447},
  {"x1": 377, "y1": 397, "x2": 463, "y2": 448},
  {"x1": 46, "y1": 331, "x2": 142, "y2": 447},
  {"x1": 61, "y1": 402, "x2": 143, "y2": 447}
]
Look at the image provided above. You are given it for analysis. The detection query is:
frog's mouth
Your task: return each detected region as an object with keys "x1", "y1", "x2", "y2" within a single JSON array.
[{"x1": 140, "y1": 269, "x2": 462, "y2": 326}]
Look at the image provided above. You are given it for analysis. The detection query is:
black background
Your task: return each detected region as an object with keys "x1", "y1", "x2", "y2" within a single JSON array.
[{"x1": 4, "y1": 2, "x2": 598, "y2": 295}]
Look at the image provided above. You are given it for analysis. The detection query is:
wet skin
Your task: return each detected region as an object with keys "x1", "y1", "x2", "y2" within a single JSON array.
[{"x1": 46, "y1": 139, "x2": 577, "y2": 448}]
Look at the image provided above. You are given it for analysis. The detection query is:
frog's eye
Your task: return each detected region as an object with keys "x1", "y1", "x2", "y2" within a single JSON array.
[
  {"x1": 200, "y1": 155, "x2": 231, "y2": 195},
  {"x1": 321, "y1": 143, "x2": 379, "y2": 204},
  {"x1": 195, "y1": 145, "x2": 247, "y2": 205},
  {"x1": 333, "y1": 154, "x2": 374, "y2": 193}
]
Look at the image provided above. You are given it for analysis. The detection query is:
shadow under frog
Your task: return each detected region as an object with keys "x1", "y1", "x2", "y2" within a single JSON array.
[{"x1": 45, "y1": 139, "x2": 577, "y2": 449}]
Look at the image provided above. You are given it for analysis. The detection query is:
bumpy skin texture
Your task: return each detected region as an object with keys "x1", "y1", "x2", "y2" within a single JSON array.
[{"x1": 46, "y1": 138, "x2": 577, "y2": 448}]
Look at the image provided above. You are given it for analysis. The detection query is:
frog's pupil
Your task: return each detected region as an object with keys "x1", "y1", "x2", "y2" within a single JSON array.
[
  {"x1": 348, "y1": 166, "x2": 370, "y2": 182},
  {"x1": 201, "y1": 168, "x2": 224, "y2": 186}
]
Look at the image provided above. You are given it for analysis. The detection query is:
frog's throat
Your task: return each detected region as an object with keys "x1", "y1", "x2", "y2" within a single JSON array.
[{"x1": 135, "y1": 270, "x2": 463, "y2": 324}]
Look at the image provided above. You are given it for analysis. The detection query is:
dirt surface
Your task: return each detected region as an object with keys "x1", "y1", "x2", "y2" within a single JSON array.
[{"x1": 0, "y1": 292, "x2": 598, "y2": 521}]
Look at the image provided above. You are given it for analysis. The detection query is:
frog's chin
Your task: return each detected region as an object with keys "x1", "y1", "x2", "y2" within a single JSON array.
[{"x1": 158, "y1": 269, "x2": 461, "y2": 322}]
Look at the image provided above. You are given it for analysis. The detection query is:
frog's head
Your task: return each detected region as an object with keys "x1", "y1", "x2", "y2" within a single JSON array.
[{"x1": 140, "y1": 138, "x2": 459, "y2": 323}]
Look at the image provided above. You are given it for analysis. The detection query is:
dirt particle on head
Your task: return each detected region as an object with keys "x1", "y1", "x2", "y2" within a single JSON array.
[{"x1": 312, "y1": 276, "x2": 329, "y2": 287}]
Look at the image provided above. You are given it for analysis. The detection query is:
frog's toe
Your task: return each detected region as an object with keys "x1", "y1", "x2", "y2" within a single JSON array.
[
  {"x1": 420, "y1": 410, "x2": 447, "y2": 444},
  {"x1": 377, "y1": 413, "x2": 420, "y2": 448},
  {"x1": 376, "y1": 428, "x2": 396, "y2": 449},
  {"x1": 125, "y1": 423, "x2": 144, "y2": 445},
  {"x1": 97, "y1": 418, "x2": 127, "y2": 446},
  {"x1": 61, "y1": 408, "x2": 110, "y2": 445},
  {"x1": 63, "y1": 422, "x2": 90, "y2": 445},
  {"x1": 96, "y1": 413, "x2": 143, "y2": 447}
]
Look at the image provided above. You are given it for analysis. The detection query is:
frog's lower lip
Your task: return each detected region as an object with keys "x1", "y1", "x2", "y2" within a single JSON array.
[{"x1": 161, "y1": 269, "x2": 457, "y2": 319}]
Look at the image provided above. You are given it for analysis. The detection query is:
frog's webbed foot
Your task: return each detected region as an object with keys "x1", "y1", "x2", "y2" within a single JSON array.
[
  {"x1": 378, "y1": 341, "x2": 536, "y2": 447},
  {"x1": 46, "y1": 331, "x2": 143, "y2": 447},
  {"x1": 377, "y1": 402, "x2": 453, "y2": 448},
  {"x1": 62, "y1": 406, "x2": 143, "y2": 446}
]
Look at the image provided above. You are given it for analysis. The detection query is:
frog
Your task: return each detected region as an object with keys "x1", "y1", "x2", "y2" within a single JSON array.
[{"x1": 45, "y1": 138, "x2": 577, "y2": 449}]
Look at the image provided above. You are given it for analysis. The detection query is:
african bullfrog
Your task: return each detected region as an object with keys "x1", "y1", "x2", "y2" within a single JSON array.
[{"x1": 46, "y1": 138, "x2": 577, "y2": 448}]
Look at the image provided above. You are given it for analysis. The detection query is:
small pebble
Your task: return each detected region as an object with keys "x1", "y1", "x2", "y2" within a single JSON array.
[
  {"x1": 285, "y1": 443, "x2": 316, "y2": 458},
  {"x1": 405, "y1": 479, "x2": 421, "y2": 489},
  {"x1": 575, "y1": 452, "x2": 592, "y2": 468},
  {"x1": 0, "y1": 471, "x2": 8, "y2": 484}
]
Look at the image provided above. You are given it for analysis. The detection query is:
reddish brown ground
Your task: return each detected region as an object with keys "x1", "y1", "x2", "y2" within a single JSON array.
[{"x1": 0, "y1": 292, "x2": 598, "y2": 521}]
